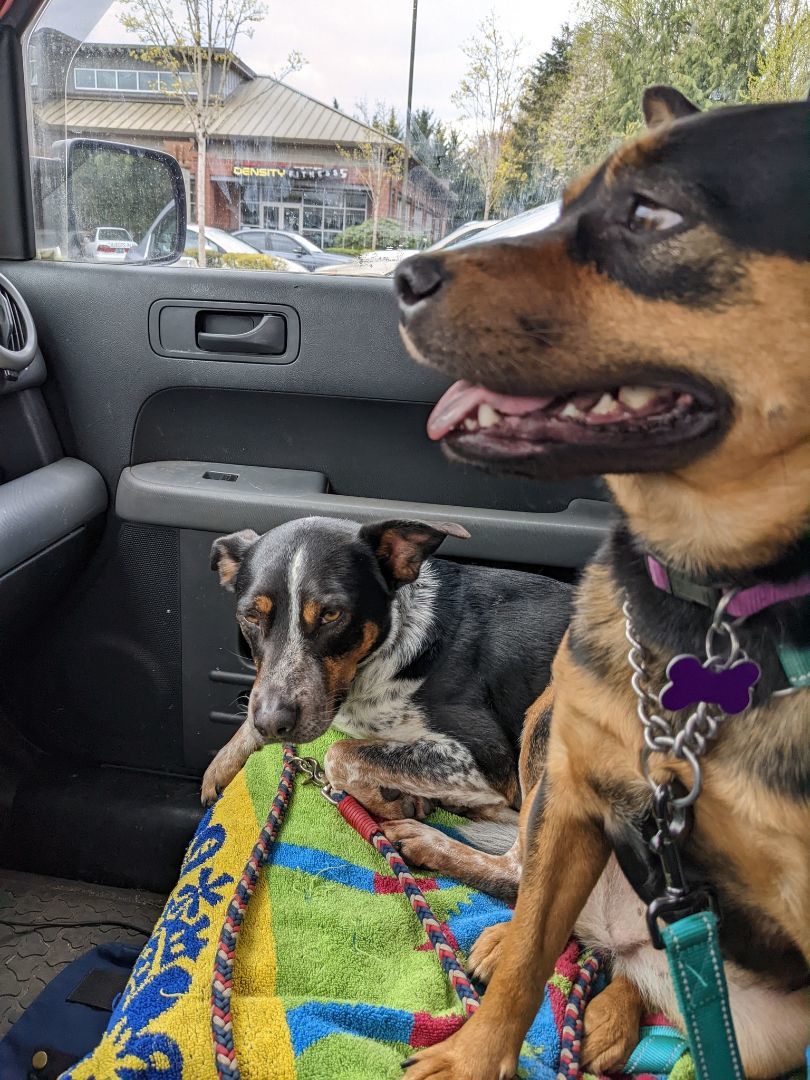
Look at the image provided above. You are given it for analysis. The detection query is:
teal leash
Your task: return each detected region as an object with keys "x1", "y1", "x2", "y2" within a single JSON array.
[{"x1": 661, "y1": 911, "x2": 743, "y2": 1079}]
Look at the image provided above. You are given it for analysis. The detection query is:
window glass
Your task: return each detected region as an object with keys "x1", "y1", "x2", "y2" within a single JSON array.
[
  {"x1": 26, "y1": 0, "x2": 799, "y2": 273},
  {"x1": 271, "y1": 235, "x2": 298, "y2": 253},
  {"x1": 73, "y1": 68, "x2": 95, "y2": 89},
  {"x1": 138, "y1": 71, "x2": 160, "y2": 92},
  {"x1": 152, "y1": 206, "x2": 178, "y2": 257}
]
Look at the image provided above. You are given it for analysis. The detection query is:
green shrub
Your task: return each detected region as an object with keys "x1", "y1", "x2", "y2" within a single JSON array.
[
  {"x1": 329, "y1": 218, "x2": 429, "y2": 253},
  {"x1": 182, "y1": 249, "x2": 289, "y2": 271},
  {"x1": 321, "y1": 246, "x2": 362, "y2": 257}
]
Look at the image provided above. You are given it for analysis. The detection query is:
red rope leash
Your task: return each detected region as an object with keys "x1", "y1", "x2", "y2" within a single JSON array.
[{"x1": 323, "y1": 785, "x2": 480, "y2": 1017}]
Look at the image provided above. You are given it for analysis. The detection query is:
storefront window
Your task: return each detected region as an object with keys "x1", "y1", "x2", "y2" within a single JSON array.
[
  {"x1": 239, "y1": 190, "x2": 259, "y2": 226},
  {"x1": 232, "y1": 176, "x2": 369, "y2": 248},
  {"x1": 323, "y1": 207, "x2": 343, "y2": 231}
]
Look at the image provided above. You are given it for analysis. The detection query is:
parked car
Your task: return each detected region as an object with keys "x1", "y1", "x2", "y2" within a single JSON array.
[
  {"x1": 314, "y1": 204, "x2": 560, "y2": 277},
  {"x1": 127, "y1": 216, "x2": 307, "y2": 271},
  {"x1": 233, "y1": 228, "x2": 356, "y2": 271},
  {"x1": 449, "y1": 200, "x2": 561, "y2": 247},
  {"x1": 184, "y1": 225, "x2": 305, "y2": 272},
  {"x1": 82, "y1": 226, "x2": 136, "y2": 262}
]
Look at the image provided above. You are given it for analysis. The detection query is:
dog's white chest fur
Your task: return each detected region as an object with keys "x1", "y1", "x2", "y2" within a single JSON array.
[{"x1": 332, "y1": 565, "x2": 439, "y2": 743}]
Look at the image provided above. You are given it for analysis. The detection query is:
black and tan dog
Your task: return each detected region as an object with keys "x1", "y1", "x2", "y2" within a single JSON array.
[
  {"x1": 388, "y1": 87, "x2": 810, "y2": 1078},
  {"x1": 202, "y1": 516, "x2": 571, "y2": 827}
]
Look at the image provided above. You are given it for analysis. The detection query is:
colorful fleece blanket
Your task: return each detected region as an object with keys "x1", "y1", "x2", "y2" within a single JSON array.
[{"x1": 64, "y1": 730, "x2": 692, "y2": 1080}]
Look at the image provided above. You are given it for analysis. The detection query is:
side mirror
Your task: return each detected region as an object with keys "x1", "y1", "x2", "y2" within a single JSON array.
[{"x1": 55, "y1": 138, "x2": 187, "y2": 265}]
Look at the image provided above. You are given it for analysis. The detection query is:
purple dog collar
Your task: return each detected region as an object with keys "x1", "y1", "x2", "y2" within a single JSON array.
[{"x1": 645, "y1": 554, "x2": 810, "y2": 619}]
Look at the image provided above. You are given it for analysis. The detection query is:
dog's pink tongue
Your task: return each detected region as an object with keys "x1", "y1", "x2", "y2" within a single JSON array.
[{"x1": 427, "y1": 380, "x2": 553, "y2": 440}]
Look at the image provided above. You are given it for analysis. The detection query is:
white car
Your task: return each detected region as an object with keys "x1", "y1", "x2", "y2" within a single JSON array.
[
  {"x1": 184, "y1": 226, "x2": 308, "y2": 272},
  {"x1": 82, "y1": 227, "x2": 136, "y2": 262},
  {"x1": 314, "y1": 205, "x2": 560, "y2": 277}
]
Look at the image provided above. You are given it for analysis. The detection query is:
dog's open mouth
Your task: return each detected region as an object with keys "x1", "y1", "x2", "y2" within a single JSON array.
[{"x1": 427, "y1": 378, "x2": 722, "y2": 470}]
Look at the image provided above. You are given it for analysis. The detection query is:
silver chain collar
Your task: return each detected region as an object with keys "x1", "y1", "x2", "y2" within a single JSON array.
[{"x1": 625, "y1": 590, "x2": 748, "y2": 810}]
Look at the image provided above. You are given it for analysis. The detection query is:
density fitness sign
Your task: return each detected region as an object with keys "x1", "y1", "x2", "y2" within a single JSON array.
[{"x1": 231, "y1": 164, "x2": 349, "y2": 180}]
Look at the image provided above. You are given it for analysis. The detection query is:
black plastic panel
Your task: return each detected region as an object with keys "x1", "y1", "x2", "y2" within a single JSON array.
[
  {"x1": 0, "y1": 28, "x2": 36, "y2": 261},
  {"x1": 134, "y1": 388, "x2": 604, "y2": 513},
  {"x1": 4, "y1": 765, "x2": 201, "y2": 892},
  {"x1": 0, "y1": 527, "x2": 95, "y2": 642},
  {"x1": 0, "y1": 387, "x2": 62, "y2": 482},
  {"x1": 0, "y1": 521, "x2": 185, "y2": 770}
]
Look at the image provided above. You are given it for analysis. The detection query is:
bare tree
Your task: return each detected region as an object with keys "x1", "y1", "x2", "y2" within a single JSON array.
[
  {"x1": 339, "y1": 101, "x2": 404, "y2": 250},
  {"x1": 452, "y1": 13, "x2": 526, "y2": 219},
  {"x1": 120, "y1": 0, "x2": 303, "y2": 266}
]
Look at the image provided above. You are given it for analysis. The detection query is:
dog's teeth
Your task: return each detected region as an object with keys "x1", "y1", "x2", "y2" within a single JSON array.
[
  {"x1": 618, "y1": 386, "x2": 657, "y2": 410},
  {"x1": 559, "y1": 401, "x2": 584, "y2": 419},
  {"x1": 463, "y1": 417, "x2": 478, "y2": 430},
  {"x1": 477, "y1": 403, "x2": 502, "y2": 428},
  {"x1": 590, "y1": 393, "x2": 619, "y2": 416}
]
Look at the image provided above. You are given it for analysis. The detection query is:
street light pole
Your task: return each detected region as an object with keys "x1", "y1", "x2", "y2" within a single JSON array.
[{"x1": 401, "y1": 0, "x2": 418, "y2": 230}]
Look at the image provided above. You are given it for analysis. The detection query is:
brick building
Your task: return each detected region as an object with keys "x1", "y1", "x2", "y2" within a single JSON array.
[{"x1": 32, "y1": 37, "x2": 452, "y2": 249}]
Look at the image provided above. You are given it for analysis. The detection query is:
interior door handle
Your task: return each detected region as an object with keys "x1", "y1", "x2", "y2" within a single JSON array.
[{"x1": 197, "y1": 313, "x2": 286, "y2": 356}]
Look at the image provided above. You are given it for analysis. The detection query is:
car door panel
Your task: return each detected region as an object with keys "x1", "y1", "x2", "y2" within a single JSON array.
[{"x1": 0, "y1": 258, "x2": 609, "y2": 781}]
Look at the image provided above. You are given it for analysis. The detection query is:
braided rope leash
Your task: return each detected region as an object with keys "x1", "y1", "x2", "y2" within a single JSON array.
[
  {"x1": 211, "y1": 744, "x2": 297, "y2": 1080},
  {"x1": 211, "y1": 748, "x2": 479, "y2": 1080},
  {"x1": 322, "y1": 785, "x2": 480, "y2": 1018},
  {"x1": 555, "y1": 953, "x2": 603, "y2": 1080}
]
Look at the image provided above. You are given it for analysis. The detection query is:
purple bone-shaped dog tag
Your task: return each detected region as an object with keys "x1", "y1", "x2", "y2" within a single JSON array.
[{"x1": 660, "y1": 654, "x2": 761, "y2": 714}]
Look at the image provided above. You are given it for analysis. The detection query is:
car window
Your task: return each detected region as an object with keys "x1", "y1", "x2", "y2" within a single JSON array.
[
  {"x1": 240, "y1": 231, "x2": 265, "y2": 247},
  {"x1": 23, "y1": 0, "x2": 802, "y2": 275},
  {"x1": 97, "y1": 227, "x2": 132, "y2": 241},
  {"x1": 270, "y1": 235, "x2": 299, "y2": 254}
]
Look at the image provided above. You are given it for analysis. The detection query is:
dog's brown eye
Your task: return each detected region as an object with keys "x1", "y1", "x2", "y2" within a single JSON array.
[
  {"x1": 629, "y1": 198, "x2": 683, "y2": 232},
  {"x1": 320, "y1": 608, "x2": 342, "y2": 624}
]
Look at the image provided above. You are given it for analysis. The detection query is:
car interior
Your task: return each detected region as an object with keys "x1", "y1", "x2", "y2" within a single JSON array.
[
  {"x1": 3, "y1": 0, "x2": 805, "y2": 1076},
  {"x1": 0, "y1": 0, "x2": 615, "y2": 1060}
]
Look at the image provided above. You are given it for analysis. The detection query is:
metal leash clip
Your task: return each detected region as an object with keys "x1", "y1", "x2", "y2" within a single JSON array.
[
  {"x1": 645, "y1": 783, "x2": 718, "y2": 949},
  {"x1": 290, "y1": 755, "x2": 326, "y2": 786}
]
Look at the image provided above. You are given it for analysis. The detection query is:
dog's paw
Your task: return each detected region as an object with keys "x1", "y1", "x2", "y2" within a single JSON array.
[
  {"x1": 381, "y1": 819, "x2": 447, "y2": 868},
  {"x1": 378, "y1": 787, "x2": 436, "y2": 820},
  {"x1": 466, "y1": 921, "x2": 510, "y2": 984},
  {"x1": 401, "y1": 1024, "x2": 519, "y2": 1080},
  {"x1": 581, "y1": 977, "x2": 643, "y2": 1074},
  {"x1": 201, "y1": 754, "x2": 240, "y2": 807}
]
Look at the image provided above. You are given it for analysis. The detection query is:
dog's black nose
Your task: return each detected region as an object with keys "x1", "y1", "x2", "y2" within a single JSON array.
[
  {"x1": 253, "y1": 699, "x2": 298, "y2": 739},
  {"x1": 395, "y1": 255, "x2": 445, "y2": 308}
]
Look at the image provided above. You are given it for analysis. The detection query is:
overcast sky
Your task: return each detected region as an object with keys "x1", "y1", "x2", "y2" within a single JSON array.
[{"x1": 85, "y1": 1, "x2": 578, "y2": 127}]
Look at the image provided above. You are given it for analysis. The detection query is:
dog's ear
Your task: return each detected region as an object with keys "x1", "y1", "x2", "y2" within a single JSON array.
[
  {"x1": 359, "y1": 519, "x2": 470, "y2": 588},
  {"x1": 210, "y1": 529, "x2": 259, "y2": 591},
  {"x1": 642, "y1": 85, "x2": 700, "y2": 127}
]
